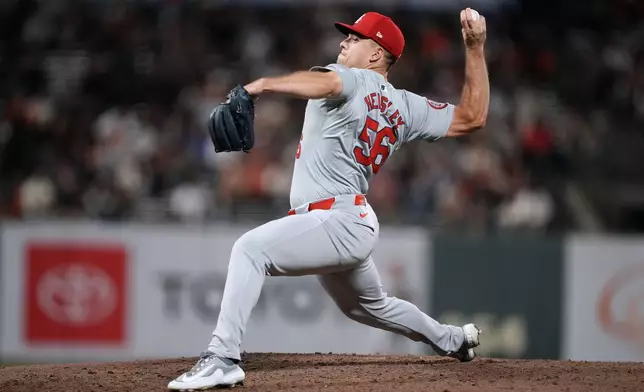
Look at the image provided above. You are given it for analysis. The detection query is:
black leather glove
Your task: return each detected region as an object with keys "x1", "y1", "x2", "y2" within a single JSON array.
[{"x1": 207, "y1": 85, "x2": 255, "y2": 153}]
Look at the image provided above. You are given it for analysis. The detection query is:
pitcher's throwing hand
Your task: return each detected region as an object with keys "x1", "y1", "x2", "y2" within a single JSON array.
[{"x1": 461, "y1": 7, "x2": 487, "y2": 49}]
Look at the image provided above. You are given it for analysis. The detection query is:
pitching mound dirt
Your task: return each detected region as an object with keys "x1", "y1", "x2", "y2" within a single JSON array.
[{"x1": 1, "y1": 353, "x2": 642, "y2": 392}]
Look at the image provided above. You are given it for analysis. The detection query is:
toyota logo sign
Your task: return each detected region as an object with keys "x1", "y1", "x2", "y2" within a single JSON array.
[{"x1": 37, "y1": 263, "x2": 118, "y2": 326}]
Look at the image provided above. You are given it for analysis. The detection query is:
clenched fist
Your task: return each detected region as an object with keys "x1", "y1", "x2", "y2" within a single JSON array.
[{"x1": 461, "y1": 8, "x2": 486, "y2": 49}]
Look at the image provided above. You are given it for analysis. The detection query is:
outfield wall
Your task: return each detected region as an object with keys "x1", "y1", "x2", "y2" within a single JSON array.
[{"x1": 0, "y1": 222, "x2": 642, "y2": 362}]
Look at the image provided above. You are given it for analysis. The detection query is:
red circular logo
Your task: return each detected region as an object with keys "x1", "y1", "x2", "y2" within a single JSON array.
[
  {"x1": 37, "y1": 263, "x2": 118, "y2": 326},
  {"x1": 596, "y1": 264, "x2": 644, "y2": 348},
  {"x1": 426, "y1": 99, "x2": 448, "y2": 110}
]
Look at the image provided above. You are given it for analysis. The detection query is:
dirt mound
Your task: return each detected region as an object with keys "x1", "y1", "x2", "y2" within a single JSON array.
[{"x1": 1, "y1": 353, "x2": 642, "y2": 392}]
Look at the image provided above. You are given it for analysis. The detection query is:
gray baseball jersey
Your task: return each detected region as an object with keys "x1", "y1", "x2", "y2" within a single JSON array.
[
  {"x1": 289, "y1": 63, "x2": 454, "y2": 208},
  {"x1": 204, "y1": 63, "x2": 468, "y2": 366}
]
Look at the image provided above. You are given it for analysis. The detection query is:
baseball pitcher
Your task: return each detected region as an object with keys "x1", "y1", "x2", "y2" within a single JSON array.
[{"x1": 169, "y1": 8, "x2": 489, "y2": 390}]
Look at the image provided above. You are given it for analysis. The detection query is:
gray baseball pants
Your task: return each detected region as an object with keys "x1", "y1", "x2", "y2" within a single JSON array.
[{"x1": 207, "y1": 195, "x2": 465, "y2": 360}]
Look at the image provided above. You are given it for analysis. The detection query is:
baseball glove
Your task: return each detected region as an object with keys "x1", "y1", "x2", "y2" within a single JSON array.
[{"x1": 207, "y1": 84, "x2": 255, "y2": 153}]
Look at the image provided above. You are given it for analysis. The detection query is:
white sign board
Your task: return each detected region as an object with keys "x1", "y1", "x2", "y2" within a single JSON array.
[
  {"x1": 0, "y1": 222, "x2": 431, "y2": 362},
  {"x1": 563, "y1": 236, "x2": 644, "y2": 362}
]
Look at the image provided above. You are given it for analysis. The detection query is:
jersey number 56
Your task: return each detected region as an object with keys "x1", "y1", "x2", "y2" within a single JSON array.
[{"x1": 353, "y1": 116, "x2": 398, "y2": 174}]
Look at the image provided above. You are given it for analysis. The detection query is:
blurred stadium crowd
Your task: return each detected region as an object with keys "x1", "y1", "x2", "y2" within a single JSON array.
[{"x1": 1, "y1": 0, "x2": 643, "y2": 232}]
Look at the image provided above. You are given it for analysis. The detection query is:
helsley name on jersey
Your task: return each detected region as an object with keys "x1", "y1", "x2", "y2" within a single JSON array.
[{"x1": 363, "y1": 91, "x2": 406, "y2": 131}]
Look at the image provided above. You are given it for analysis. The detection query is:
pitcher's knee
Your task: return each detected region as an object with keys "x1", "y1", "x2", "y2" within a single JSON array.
[
  {"x1": 342, "y1": 298, "x2": 427, "y2": 342},
  {"x1": 338, "y1": 304, "x2": 370, "y2": 323},
  {"x1": 230, "y1": 231, "x2": 267, "y2": 272},
  {"x1": 338, "y1": 297, "x2": 390, "y2": 322},
  {"x1": 361, "y1": 296, "x2": 394, "y2": 313}
]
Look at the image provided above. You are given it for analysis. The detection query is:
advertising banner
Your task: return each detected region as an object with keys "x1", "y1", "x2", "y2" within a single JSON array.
[
  {"x1": 563, "y1": 236, "x2": 644, "y2": 362},
  {"x1": 431, "y1": 234, "x2": 563, "y2": 359},
  {"x1": 1, "y1": 223, "x2": 134, "y2": 362},
  {"x1": 0, "y1": 222, "x2": 430, "y2": 362},
  {"x1": 24, "y1": 243, "x2": 128, "y2": 345}
]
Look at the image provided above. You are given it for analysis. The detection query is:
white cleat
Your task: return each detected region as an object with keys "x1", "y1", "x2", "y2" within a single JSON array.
[
  {"x1": 450, "y1": 323, "x2": 482, "y2": 362},
  {"x1": 168, "y1": 351, "x2": 245, "y2": 390}
]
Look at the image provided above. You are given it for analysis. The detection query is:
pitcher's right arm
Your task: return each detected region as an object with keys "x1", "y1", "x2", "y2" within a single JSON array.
[{"x1": 446, "y1": 8, "x2": 490, "y2": 137}]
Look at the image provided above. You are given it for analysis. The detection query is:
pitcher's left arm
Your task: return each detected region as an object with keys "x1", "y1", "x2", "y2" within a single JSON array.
[{"x1": 243, "y1": 64, "x2": 357, "y2": 101}]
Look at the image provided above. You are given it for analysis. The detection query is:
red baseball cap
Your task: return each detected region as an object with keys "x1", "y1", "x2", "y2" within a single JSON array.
[{"x1": 335, "y1": 12, "x2": 405, "y2": 59}]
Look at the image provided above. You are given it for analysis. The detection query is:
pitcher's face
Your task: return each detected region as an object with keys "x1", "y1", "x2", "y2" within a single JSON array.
[{"x1": 337, "y1": 34, "x2": 376, "y2": 68}]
